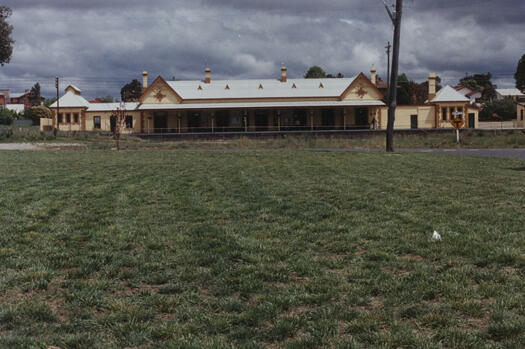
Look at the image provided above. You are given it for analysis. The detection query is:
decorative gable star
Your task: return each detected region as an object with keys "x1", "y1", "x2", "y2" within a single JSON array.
[
  {"x1": 356, "y1": 85, "x2": 367, "y2": 99},
  {"x1": 154, "y1": 89, "x2": 166, "y2": 102}
]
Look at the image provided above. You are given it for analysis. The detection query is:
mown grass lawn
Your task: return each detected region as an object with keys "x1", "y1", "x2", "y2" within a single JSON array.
[{"x1": 0, "y1": 150, "x2": 524, "y2": 348}]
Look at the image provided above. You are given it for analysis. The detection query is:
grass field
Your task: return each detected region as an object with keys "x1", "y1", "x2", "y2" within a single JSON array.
[{"x1": 0, "y1": 150, "x2": 524, "y2": 348}]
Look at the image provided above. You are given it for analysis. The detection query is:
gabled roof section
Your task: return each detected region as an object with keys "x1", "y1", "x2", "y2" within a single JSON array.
[
  {"x1": 65, "y1": 85, "x2": 82, "y2": 95},
  {"x1": 340, "y1": 73, "x2": 384, "y2": 101},
  {"x1": 50, "y1": 90, "x2": 90, "y2": 108},
  {"x1": 140, "y1": 76, "x2": 183, "y2": 104},
  {"x1": 429, "y1": 85, "x2": 469, "y2": 103},
  {"x1": 164, "y1": 77, "x2": 358, "y2": 100}
]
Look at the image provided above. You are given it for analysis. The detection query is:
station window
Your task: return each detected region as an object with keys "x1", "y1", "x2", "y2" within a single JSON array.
[
  {"x1": 125, "y1": 115, "x2": 133, "y2": 129},
  {"x1": 521, "y1": 109, "x2": 524, "y2": 121},
  {"x1": 94, "y1": 116, "x2": 101, "y2": 129},
  {"x1": 58, "y1": 113, "x2": 63, "y2": 123},
  {"x1": 442, "y1": 107, "x2": 447, "y2": 120},
  {"x1": 73, "y1": 113, "x2": 79, "y2": 123},
  {"x1": 66, "y1": 113, "x2": 71, "y2": 123}
]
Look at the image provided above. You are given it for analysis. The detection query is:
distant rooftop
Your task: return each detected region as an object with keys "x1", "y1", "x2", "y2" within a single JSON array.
[{"x1": 430, "y1": 85, "x2": 469, "y2": 103}]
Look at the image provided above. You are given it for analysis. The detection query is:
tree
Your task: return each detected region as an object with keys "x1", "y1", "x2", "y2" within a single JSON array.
[
  {"x1": 460, "y1": 73, "x2": 495, "y2": 101},
  {"x1": 110, "y1": 102, "x2": 128, "y2": 151},
  {"x1": 515, "y1": 54, "x2": 525, "y2": 93},
  {"x1": 0, "y1": 107, "x2": 15, "y2": 125},
  {"x1": 326, "y1": 73, "x2": 344, "y2": 78},
  {"x1": 0, "y1": 6, "x2": 14, "y2": 66},
  {"x1": 480, "y1": 98, "x2": 517, "y2": 121},
  {"x1": 397, "y1": 73, "x2": 412, "y2": 105},
  {"x1": 95, "y1": 95, "x2": 114, "y2": 103},
  {"x1": 459, "y1": 78, "x2": 480, "y2": 91},
  {"x1": 23, "y1": 106, "x2": 51, "y2": 126},
  {"x1": 44, "y1": 98, "x2": 57, "y2": 108},
  {"x1": 28, "y1": 83, "x2": 41, "y2": 106},
  {"x1": 304, "y1": 66, "x2": 326, "y2": 79},
  {"x1": 121, "y1": 79, "x2": 142, "y2": 101}
]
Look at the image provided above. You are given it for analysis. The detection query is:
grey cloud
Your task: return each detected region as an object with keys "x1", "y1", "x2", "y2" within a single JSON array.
[{"x1": 0, "y1": 0, "x2": 523, "y2": 99}]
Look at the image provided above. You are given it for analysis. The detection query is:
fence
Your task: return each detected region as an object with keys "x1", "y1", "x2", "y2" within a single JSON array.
[{"x1": 13, "y1": 119, "x2": 33, "y2": 127}]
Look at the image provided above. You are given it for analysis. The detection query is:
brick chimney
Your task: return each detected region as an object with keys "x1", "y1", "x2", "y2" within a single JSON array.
[
  {"x1": 370, "y1": 65, "x2": 377, "y2": 86},
  {"x1": 142, "y1": 71, "x2": 148, "y2": 92},
  {"x1": 281, "y1": 67, "x2": 287, "y2": 83},
  {"x1": 205, "y1": 68, "x2": 211, "y2": 84},
  {"x1": 428, "y1": 72, "x2": 437, "y2": 101}
]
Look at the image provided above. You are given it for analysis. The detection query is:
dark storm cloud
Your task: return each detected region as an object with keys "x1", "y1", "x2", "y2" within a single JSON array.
[{"x1": 0, "y1": 0, "x2": 523, "y2": 99}]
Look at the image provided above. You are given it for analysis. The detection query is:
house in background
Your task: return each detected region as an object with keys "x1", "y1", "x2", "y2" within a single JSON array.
[
  {"x1": 384, "y1": 73, "x2": 479, "y2": 129},
  {"x1": 41, "y1": 85, "x2": 139, "y2": 132},
  {"x1": 0, "y1": 88, "x2": 44, "y2": 113},
  {"x1": 516, "y1": 103, "x2": 525, "y2": 128},
  {"x1": 496, "y1": 88, "x2": 525, "y2": 102},
  {"x1": 454, "y1": 86, "x2": 482, "y2": 106},
  {"x1": 43, "y1": 67, "x2": 478, "y2": 133}
]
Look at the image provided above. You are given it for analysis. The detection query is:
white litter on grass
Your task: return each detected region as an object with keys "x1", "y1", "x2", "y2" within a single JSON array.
[{"x1": 432, "y1": 231, "x2": 442, "y2": 241}]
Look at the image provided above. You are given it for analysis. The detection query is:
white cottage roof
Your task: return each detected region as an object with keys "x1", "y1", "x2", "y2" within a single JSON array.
[
  {"x1": 166, "y1": 78, "x2": 357, "y2": 100},
  {"x1": 430, "y1": 85, "x2": 469, "y2": 103},
  {"x1": 50, "y1": 90, "x2": 90, "y2": 108},
  {"x1": 5, "y1": 104, "x2": 25, "y2": 113},
  {"x1": 87, "y1": 102, "x2": 140, "y2": 112},
  {"x1": 496, "y1": 88, "x2": 525, "y2": 97}
]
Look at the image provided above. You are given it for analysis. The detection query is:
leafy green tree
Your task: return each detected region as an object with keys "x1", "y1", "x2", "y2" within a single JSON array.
[
  {"x1": 304, "y1": 66, "x2": 327, "y2": 79},
  {"x1": 0, "y1": 6, "x2": 14, "y2": 66},
  {"x1": 95, "y1": 95, "x2": 114, "y2": 103},
  {"x1": 22, "y1": 106, "x2": 51, "y2": 126},
  {"x1": 479, "y1": 98, "x2": 517, "y2": 121},
  {"x1": 0, "y1": 106, "x2": 15, "y2": 125},
  {"x1": 44, "y1": 98, "x2": 57, "y2": 108},
  {"x1": 397, "y1": 73, "x2": 412, "y2": 105},
  {"x1": 459, "y1": 79, "x2": 480, "y2": 91},
  {"x1": 460, "y1": 73, "x2": 495, "y2": 101},
  {"x1": 515, "y1": 53, "x2": 525, "y2": 92},
  {"x1": 28, "y1": 83, "x2": 42, "y2": 106},
  {"x1": 120, "y1": 79, "x2": 142, "y2": 101}
]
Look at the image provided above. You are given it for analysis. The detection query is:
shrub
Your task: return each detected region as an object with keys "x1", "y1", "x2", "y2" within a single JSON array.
[
  {"x1": 480, "y1": 98, "x2": 517, "y2": 121},
  {"x1": 0, "y1": 107, "x2": 15, "y2": 125},
  {"x1": 23, "y1": 106, "x2": 52, "y2": 126}
]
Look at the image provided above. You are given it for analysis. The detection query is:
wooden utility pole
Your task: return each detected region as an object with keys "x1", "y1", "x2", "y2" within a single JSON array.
[
  {"x1": 385, "y1": 41, "x2": 391, "y2": 99},
  {"x1": 55, "y1": 77, "x2": 59, "y2": 133},
  {"x1": 384, "y1": 0, "x2": 403, "y2": 152}
]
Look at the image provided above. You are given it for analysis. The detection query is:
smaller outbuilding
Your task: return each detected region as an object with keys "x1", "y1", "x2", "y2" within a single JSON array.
[{"x1": 516, "y1": 103, "x2": 525, "y2": 128}]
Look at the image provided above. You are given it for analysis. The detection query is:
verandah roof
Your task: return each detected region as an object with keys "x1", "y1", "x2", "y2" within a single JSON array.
[{"x1": 138, "y1": 100, "x2": 385, "y2": 111}]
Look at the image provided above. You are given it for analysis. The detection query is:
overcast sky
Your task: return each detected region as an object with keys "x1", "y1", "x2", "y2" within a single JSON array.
[{"x1": 1, "y1": 0, "x2": 524, "y2": 99}]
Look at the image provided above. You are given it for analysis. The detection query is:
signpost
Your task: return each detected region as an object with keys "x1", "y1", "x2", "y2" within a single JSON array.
[{"x1": 450, "y1": 113, "x2": 464, "y2": 144}]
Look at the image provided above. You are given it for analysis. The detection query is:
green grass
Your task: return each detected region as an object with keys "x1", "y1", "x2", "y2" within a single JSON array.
[{"x1": 0, "y1": 150, "x2": 524, "y2": 348}]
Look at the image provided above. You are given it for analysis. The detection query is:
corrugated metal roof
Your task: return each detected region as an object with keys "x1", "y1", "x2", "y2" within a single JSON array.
[
  {"x1": 5, "y1": 104, "x2": 25, "y2": 113},
  {"x1": 166, "y1": 78, "x2": 357, "y2": 100},
  {"x1": 87, "y1": 102, "x2": 140, "y2": 112},
  {"x1": 138, "y1": 100, "x2": 385, "y2": 111},
  {"x1": 50, "y1": 91, "x2": 90, "y2": 108},
  {"x1": 10, "y1": 92, "x2": 26, "y2": 99},
  {"x1": 496, "y1": 88, "x2": 525, "y2": 97},
  {"x1": 430, "y1": 85, "x2": 469, "y2": 103}
]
